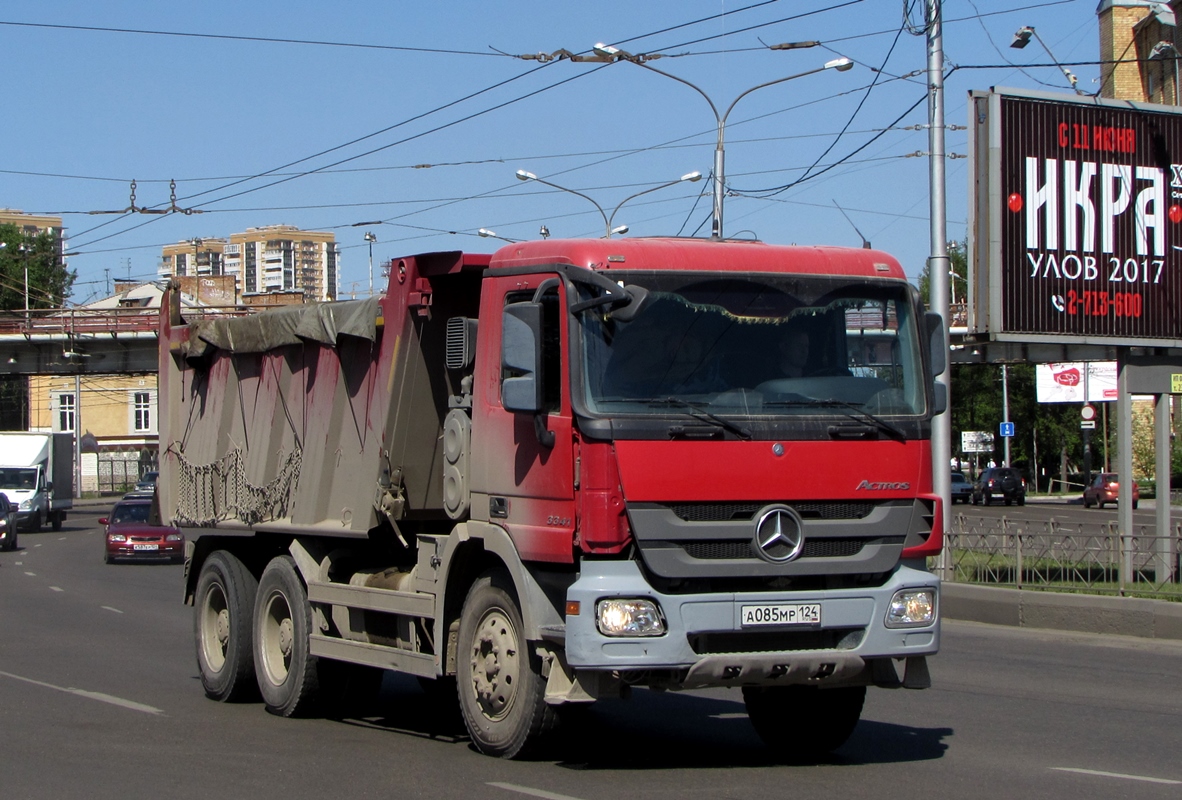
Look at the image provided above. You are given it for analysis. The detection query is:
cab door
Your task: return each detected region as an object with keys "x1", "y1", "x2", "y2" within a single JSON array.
[{"x1": 470, "y1": 273, "x2": 576, "y2": 563}]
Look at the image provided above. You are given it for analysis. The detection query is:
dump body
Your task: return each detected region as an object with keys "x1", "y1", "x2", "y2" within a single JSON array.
[
  {"x1": 163, "y1": 237, "x2": 944, "y2": 758},
  {"x1": 0, "y1": 431, "x2": 73, "y2": 530}
]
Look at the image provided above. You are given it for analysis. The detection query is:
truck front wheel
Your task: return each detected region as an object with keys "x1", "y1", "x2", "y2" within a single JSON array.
[
  {"x1": 195, "y1": 551, "x2": 259, "y2": 702},
  {"x1": 254, "y1": 555, "x2": 320, "y2": 717},
  {"x1": 743, "y1": 685, "x2": 865, "y2": 759},
  {"x1": 457, "y1": 570, "x2": 556, "y2": 758}
]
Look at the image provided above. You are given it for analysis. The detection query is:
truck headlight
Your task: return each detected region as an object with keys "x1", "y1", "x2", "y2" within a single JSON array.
[
  {"x1": 596, "y1": 598, "x2": 665, "y2": 637},
  {"x1": 19, "y1": 499, "x2": 31, "y2": 510},
  {"x1": 885, "y1": 588, "x2": 936, "y2": 628}
]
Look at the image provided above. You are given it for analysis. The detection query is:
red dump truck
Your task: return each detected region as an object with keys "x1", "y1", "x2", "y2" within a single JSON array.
[{"x1": 160, "y1": 237, "x2": 945, "y2": 758}]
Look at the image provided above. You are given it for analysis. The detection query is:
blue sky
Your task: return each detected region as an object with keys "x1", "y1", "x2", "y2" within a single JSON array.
[{"x1": 2, "y1": 1, "x2": 1101, "y2": 303}]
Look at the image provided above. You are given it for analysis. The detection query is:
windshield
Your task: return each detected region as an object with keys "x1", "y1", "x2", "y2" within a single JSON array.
[
  {"x1": 111, "y1": 503, "x2": 151, "y2": 524},
  {"x1": 0, "y1": 468, "x2": 38, "y2": 491},
  {"x1": 577, "y1": 272, "x2": 926, "y2": 419}
]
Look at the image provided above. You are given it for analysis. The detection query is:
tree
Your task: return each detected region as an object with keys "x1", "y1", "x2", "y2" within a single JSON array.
[{"x1": 0, "y1": 224, "x2": 75, "y2": 310}]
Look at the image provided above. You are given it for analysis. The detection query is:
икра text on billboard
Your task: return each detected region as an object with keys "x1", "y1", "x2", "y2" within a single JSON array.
[{"x1": 970, "y1": 88, "x2": 1182, "y2": 346}]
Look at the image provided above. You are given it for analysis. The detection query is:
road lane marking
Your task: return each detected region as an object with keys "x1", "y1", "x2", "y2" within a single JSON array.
[
  {"x1": 489, "y1": 783, "x2": 588, "y2": 800},
  {"x1": 1051, "y1": 767, "x2": 1181, "y2": 785},
  {"x1": 101, "y1": 606, "x2": 124, "y2": 614},
  {"x1": 0, "y1": 670, "x2": 164, "y2": 716},
  {"x1": 58, "y1": 537, "x2": 66, "y2": 540},
  {"x1": 49, "y1": 586, "x2": 63, "y2": 592},
  {"x1": 24, "y1": 571, "x2": 35, "y2": 576}
]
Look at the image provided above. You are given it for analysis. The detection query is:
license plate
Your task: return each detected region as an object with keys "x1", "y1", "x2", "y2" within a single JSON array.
[
  {"x1": 741, "y1": 603, "x2": 821, "y2": 626},
  {"x1": 133, "y1": 543, "x2": 159, "y2": 551}
]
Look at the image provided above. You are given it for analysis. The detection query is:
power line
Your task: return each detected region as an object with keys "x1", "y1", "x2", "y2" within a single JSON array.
[{"x1": 0, "y1": 19, "x2": 508, "y2": 57}]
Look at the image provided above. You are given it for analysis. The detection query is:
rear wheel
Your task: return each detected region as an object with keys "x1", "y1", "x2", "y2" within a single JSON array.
[
  {"x1": 457, "y1": 569, "x2": 556, "y2": 758},
  {"x1": 51, "y1": 513, "x2": 62, "y2": 532},
  {"x1": 195, "y1": 550, "x2": 259, "y2": 702},
  {"x1": 254, "y1": 555, "x2": 319, "y2": 717},
  {"x1": 983, "y1": 493, "x2": 992, "y2": 506},
  {"x1": 743, "y1": 685, "x2": 866, "y2": 759},
  {"x1": 1098, "y1": 500, "x2": 1106, "y2": 509},
  {"x1": 1132, "y1": 499, "x2": 1139, "y2": 509}
]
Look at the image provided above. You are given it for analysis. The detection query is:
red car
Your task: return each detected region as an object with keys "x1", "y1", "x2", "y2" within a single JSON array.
[
  {"x1": 101, "y1": 499, "x2": 184, "y2": 564},
  {"x1": 1082, "y1": 473, "x2": 1140, "y2": 510}
]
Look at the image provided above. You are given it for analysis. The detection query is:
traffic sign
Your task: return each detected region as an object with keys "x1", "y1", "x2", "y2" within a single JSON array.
[
  {"x1": 1081, "y1": 420, "x2": 1096, "y2": 429},
  {"x1": 999, "y1": 421, "x2": 1015, "y2": 438},
  {"x1": 1081, "y1": 404, "x2": 1096, "y2": 421}
]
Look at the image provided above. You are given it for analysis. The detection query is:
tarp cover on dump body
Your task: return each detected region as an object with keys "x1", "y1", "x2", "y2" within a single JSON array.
[{"x1": 183, "y1": 296, "x2": 380, "y2": 358}]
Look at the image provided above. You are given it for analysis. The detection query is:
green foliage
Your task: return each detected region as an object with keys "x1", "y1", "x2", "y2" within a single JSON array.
[
  {"x1": 917, "y1": 239, "x2": 967, "y2": 304},
  {"x1": 0, "y1": 224, "x2": 75, "y2": 310}
]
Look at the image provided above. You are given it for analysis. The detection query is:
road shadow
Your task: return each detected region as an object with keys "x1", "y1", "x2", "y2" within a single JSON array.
[
  {"x1": 550, "y1": 688, "x2": 951, "y2": 770},
  {"x1": 336, "y1": 674, "x2": 951, "y2": 768}
]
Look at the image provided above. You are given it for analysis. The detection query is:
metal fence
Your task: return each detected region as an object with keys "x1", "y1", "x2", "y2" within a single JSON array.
[{"x1": 942, "y1": 513, "x2": 1182, "y2": 600}]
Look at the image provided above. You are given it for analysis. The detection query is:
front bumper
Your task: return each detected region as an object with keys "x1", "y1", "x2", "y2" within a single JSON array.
[
  {"x1": 107, "y1": 542, "x2": 184, "y2": 561},
  {"x1": 564, "y1": 560, "x2": 938, "y2": 687}
]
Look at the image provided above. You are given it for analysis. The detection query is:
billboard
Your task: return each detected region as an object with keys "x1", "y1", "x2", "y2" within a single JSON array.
[
  {"x1": 1035, "y1": 361, "x2": 1118, "y2": 403},
  {"x1": 961, "y1": 431, "x2": 994, "y2": 453},
  {"x1": 969, "y1": 88, "x2": 1182, "y2": 346}
]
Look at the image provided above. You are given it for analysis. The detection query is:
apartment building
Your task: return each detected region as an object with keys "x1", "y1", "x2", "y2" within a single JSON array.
[{"x1": 159, "y1": 225, "x2": 339, "y2": 303}]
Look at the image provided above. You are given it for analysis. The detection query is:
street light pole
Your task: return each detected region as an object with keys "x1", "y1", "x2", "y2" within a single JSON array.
[
  {"x1": 516, "y1": 169, "x2": 701, "y2": 237},
  {"x1": 591, "y1": 44, "x2": 852, "y2": 239},
  {"x1": 364, "y1": 232, "x2": 377, "y2": 295}
]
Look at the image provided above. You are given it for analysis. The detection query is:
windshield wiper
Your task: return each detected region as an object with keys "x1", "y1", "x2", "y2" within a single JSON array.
[
  {"x1": 765, "y1": 398, "x2": 906, "y2": 442},
  {"x1": 619, "y1": 397, "x2": 752, "y2": 440}
]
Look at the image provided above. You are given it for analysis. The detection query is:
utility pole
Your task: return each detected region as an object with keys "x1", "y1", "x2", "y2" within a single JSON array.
[
  {"x1": 926, "y1": 0, "x2": 953, "y2": 527},
  {"x1": 364, "y1": 232, "x2": 377, "y2": 295}
]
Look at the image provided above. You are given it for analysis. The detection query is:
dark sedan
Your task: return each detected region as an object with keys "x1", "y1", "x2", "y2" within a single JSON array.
[
  {"x1": 950, "y1": 471, "x2": 973, "y2": 504},
  {"x1": 101, "y1": 499, "x2": 184, "y2": 564}
]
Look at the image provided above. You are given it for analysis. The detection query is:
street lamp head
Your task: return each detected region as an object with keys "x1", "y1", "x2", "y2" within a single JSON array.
[
  {"x1": 610, "y1": 225, "x2": 629, "y2": 237},
  {"x1": 478, "y1": 228, "x2": 497, "y2": 238},
  {"x1": 681, "y1": 171, "x2": 703, "y2": 182},
  {"x1": 593, "y1": 42, "x2": 620, "y2": 58},
  {"x1": 1011, "y1": 26, "x2": 1033, "y2": 49},
  {"x1": 364, "y1": 232, "x2": 377, "y2": 243},
  {"x1": 516, "y1": 169, "x2": 538, "y2": 182},
  {"x1": 825, "y1": 57, "x2": 854, "y2": 72}
]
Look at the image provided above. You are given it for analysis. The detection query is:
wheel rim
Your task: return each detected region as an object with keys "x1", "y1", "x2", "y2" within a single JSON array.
[
  {"x1": 200, "y1": 584, "x2": 230, "y2": 672},
  {"x1": 468, "y1": 605, "x2": 520, "y2": 722},
  {"x1": 260, "y1": 589, "x2": 294, "y2": 686}
]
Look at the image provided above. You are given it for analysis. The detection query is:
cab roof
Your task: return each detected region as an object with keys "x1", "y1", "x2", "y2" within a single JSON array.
[{"x1": 488, "y1": 237, "x2": 908, "y2": 280}]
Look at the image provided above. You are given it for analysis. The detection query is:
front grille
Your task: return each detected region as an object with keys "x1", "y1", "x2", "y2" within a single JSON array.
[
  {"x1": 689, "y1": 627, "x2": 865, "y2": 654},
  {"x1": 667, "y1": 501, "x2": 876, "y2": 522},
  {"x1": 680, "y1": 536, "x2": 902, "y2": 561}
]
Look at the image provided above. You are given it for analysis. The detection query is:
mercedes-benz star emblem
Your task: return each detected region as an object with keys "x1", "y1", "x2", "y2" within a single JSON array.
[{"x1": 753, "y1": 506, "x2": 804, "y2": 563}]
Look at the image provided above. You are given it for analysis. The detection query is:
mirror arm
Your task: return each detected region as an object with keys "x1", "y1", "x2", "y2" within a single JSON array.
[{"x1": 534, "y1": 414, "x2": 556, "y2": 448}]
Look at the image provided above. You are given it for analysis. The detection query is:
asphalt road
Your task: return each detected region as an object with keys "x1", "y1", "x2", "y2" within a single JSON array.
[
  {"x1": 950, "y1": 494, "x2": 1171, "y2": 529},
  {"x1": 2, "y1": 509, "x2": 1180, "y2": 800}
]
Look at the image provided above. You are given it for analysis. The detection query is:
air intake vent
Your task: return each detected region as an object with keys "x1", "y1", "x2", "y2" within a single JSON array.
[{"x1": 446, "y1": 317, "x2": 477, "y2": 370}]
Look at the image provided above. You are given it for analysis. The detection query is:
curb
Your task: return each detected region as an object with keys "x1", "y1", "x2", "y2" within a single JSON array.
[{"x1": 942, "y1": 582, "x2": 1182, "y2": 641}]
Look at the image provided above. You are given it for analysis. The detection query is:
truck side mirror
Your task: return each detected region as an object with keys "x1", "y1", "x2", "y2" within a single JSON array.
[
  {"x1": 46, "y1": 481, "x2": 53, "y2": 493},
  {"x1": 501, "y1": 302, "x2": 544, "y2": 414},
  {"x1": 932, "y1": 382, "x2": 948, "y2": 416},
  {"x1": 925, "y1": 312, "x2": 946, "y2": 377}
]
